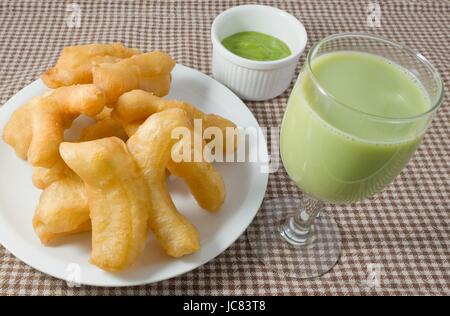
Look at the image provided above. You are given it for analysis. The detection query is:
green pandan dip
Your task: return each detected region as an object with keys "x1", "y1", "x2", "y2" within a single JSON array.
[{"x1": 221, "y1": 31, "x2": 291, "y2": 61}]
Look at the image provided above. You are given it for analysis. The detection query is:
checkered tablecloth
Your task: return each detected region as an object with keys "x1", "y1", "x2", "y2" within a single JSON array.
[{"x1": 0, "y1": 0, "x2": 448, "y2": 295}]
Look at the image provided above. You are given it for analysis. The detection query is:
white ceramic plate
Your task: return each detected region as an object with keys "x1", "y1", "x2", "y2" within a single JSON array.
[{"x1": 0, "y1": 64, "x2": 268, "y2": 287}]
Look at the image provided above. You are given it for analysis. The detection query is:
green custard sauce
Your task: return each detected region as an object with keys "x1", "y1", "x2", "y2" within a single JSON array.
[{"x1": 221, "y1": 31, "x2": 291, "y2": 61}]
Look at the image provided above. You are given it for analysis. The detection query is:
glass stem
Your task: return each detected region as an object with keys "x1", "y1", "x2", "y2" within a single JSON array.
[{"x1": 280, "y1": 195, "x2": 324, "y2": 246}]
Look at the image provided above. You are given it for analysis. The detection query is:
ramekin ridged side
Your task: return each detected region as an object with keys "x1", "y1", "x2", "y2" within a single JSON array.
[{"x1": 212, "y1": 49, "x2": 297, "y2": 101}]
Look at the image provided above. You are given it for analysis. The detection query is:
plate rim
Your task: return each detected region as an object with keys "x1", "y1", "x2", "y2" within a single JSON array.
[{"x1": 0, "y1": 64, "x2": 269, "y2": 287}]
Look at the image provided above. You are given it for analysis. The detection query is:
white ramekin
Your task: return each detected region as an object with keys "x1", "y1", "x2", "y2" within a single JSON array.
[{"x1": 211, "y1": 5, "x2": 307, "y2": 101}]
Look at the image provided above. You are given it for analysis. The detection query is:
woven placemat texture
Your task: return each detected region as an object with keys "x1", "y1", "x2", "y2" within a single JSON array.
[{"x1": 0, "y1": 0, "x2": 448, "y2": 295}]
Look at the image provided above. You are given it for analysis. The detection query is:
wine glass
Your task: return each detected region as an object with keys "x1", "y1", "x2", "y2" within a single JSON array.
[{"x1": 248, "y1": 33, "x2": 444, "y2": 279}]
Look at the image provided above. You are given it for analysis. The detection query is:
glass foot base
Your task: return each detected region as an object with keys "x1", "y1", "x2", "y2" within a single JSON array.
[
  {"x1": 280, "y1": 216, "x2": 317, "y2": 246},
  {"x1": 247, "y1": 198, "x2": 342, "y2": 279}
]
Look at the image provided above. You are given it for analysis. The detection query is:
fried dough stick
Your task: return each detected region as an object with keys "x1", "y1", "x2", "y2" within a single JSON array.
[
  {"x1": 114, "y1": 91, "x2": 227, "y2": 212},
  {"x1": 79, "y1": 107, "x2": 128, "y2": 142},
  {"x1": 32, "y1": 160, "x2": 75, "y2": 189},
  {"x1": 60, "y1": 137, "x2": 149, "y2": 272},
  {"x1": 2, "y1": 84, "x2": 106, "y2": 167},
  {"x1": 33, "y1": 175, "x2": 90, "y2": 245},
  {"x1": 167, "y1": 132, "x2": 225, "y2": 212},
  {"x1": 33, "y1": 113, "x2": 131, "y2": 243},
  {"x1": 92, "y1": 51, "x2": 175, "y2": 104},
  {"x1": 33, "y1": 108, "x2": 125, "y2": 190},
  {"x1": 127, "y1": 108, "x2": 201, "y2": 257},
  {"x1": 42, "y1": 43, "x2": 140, "y2": 88},
  {"x1": 112, "y1": 89, "x2": 237, "y2": 153}
]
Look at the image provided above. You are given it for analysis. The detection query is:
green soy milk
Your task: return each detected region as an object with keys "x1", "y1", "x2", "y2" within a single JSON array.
[{"x1": 281, "y1": 51, "x2": 430, "y2": 202}]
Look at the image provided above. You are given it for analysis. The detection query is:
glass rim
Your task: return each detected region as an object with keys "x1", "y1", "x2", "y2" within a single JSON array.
[{"x1": 306, "y1": 32, "x2": 444, "y2": 122}]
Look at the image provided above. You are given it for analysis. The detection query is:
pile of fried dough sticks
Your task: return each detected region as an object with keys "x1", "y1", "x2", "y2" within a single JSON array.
[{"x1": 2, "y1": 43, "x2": 237, "y2": 272}]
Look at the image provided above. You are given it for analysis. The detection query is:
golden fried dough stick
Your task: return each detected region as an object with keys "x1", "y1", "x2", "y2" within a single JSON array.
[
  {"x1": 33, "y1": 176, "x2": 91, "y2": 245},
  {"x1": 167, "y1": 131, "x2": 225, "y2": 212},
  {"x1": 42, "y1": 43, "x2": 140, "y2": 88},
  {"x1": 92, "y1": 51, "x2": 175, "y2": 104},
  {"x1": 33, "y1": 108, "x2": 131, "y2": 243},
  {"x1": 122, "y1": 121, "x2": 143, "y2": 137},
  {"x1": 1, "y1": 101, "x2": 34, "y2": 160},
  {"x1": 113, "y1": 89, "x2": 225, "y2": 125},
  {"x1": 2, "y1": 84, "x2": 106, "y2": 168},
  {"x1": 112, "y1": 89, "x2": 237, "y2": 152},
  {"x1": 33, "y1": 109, "x2": 130, "y2": 243},
  {"x1": 127, "y1": 108, "x2": 200, "y2": 257},
  {"x1": 33, "y1": 214, "x2": 91, "y2": 246},
  {"x1": 203, "y1": 113, "x2": 238, "y2": 149},
  {"x1": 32, "y1": 108, "x2": 125, "y2": 189},
  {"x1": 167, "y1": 160, "x2": 225, "y2": 212},
  {"x1": 32, "y1": 160, "x2": 75, "y2": 189},
  {"x1": 115, "y1": 92, "x2": 226, "y2": 211},
  {"x1": 79, "y1": 118, "x2": 128, "y2": 141},
  {"x1": 60, "y1": 137, "x2": 149, "y2": 272},
  {"x1": 79, "y1": 108, "x2": 128, "y2": 142},
  {"x1": 112, "y1": 89, "x2": 188, "y2": 122}
]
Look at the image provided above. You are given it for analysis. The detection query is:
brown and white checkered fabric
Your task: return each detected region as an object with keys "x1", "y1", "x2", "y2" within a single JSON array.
[{"x1": 0, "y1": 0, "x2": 448, "y2": 295}]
